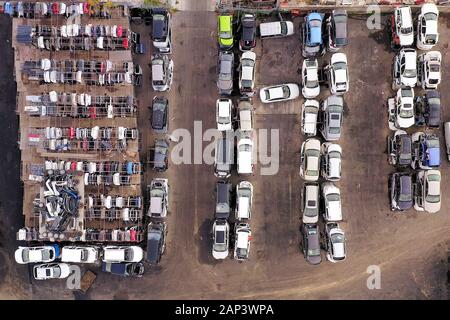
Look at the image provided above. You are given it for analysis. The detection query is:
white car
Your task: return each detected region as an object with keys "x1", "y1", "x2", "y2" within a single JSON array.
[
  {"x1": 216, "y1": 98, "x2": 233, "y2": 131},
  {"x1": 102, "y1": 246, "x2": 144, "y2": 263},
  {"x1": 259, "y1": 83, "x2": 299, "y2": 103},
  {"x1": 416, "y1": 4, "x2": 439, "y2": 50},
  {"x1": 301, "y1": 59, "x2": 320, "y2": 98},
  {"x1": 151, "y1": 54, "x2": 174, "y2": 92},
  {"x1": 325, "y1": 223, "x2": 346, "y2": 263},
  {"x1": 147, "y1": 178, "x2": 169, "y2": 218},
  {"x1": 393, "y1": 87, "x2": 415, "y2": 129},
  {"x1": 212, "y1": 219, "x2": 230, "y2": 260},
  {"x1": 414, "y1": 169, "x2": 441, "y2": 213},
  {"x1": 238, "y1": 100, "x2": 253, "y2": 132},
  {"x1": 300, "y1": 138, "x2": 321, "y2": 181},
  {"x1": 234, "y1": 223, "x2": 251, "y2": 261},
  {"x1": 322, "y1": 182, "x2": 342, "y2": 222},
  {"x1": 61, "y1": 246, "x2": 100, "y2": 264},
  {"x1": 33, "y1": 263, "x2": 71, "y2": 280},
  {"x1": 302, "y1": 182, "x2": 319, "y2": 224},
  {"x1": 321, "y1": 143, "x2": 342, "y2": 181},
  {"x1": 392, "y1": 48, "x2": 417, "y2": 89},
  {"x1": 237, "y1": 133, "x2": 253, "y2": 175},
  {"x1": 301, "y1": 99, "x2": 319, "y2": 136},
  {"x1": 239, "y1": 51, "x2": 256, "y2": 96},
  {"x1": 15, "y1": 245, "x2": 59, "y2": 264},
  {"x1": 417, "y1": 51, "x2": 441, "y2": 90},
  {"x1": 236, "y1": 181, "x2": 253, "y2": 220},
  {"x1": 326, "y1": 53, "x2": 349, "y2": 95},
  {"x1": 394, "y1": 6, "x2": 414, "y2": 47}
]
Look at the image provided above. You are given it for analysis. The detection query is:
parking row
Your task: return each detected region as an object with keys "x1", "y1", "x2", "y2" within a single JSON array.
[{"x1": 387, "y1": 4, "x2": 443, "y2": 215}]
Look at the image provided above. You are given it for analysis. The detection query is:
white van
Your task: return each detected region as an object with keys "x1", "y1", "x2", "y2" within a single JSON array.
[
  {"x1": 237, "y1": 132, "x2": 254, "y2": 175},
  {"x1": 61, "y1": 246, "x2": 100, "y2": 264},
  {"x1": 259, "y1": 21, "x2": 294, "y2": 39}
]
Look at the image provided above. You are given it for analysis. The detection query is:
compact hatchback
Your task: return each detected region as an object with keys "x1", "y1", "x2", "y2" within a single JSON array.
[
  {"x1": 218, "y1": 14, "x2": 233, "y2": 50},
  {"x1": 216, "y1": 98, "x2": 233, "y2": 131}
]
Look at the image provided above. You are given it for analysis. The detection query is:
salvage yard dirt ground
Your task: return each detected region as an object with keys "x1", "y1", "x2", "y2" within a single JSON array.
[{"x1": 0, "y1": 11, "x2": 449, "y2": 299}]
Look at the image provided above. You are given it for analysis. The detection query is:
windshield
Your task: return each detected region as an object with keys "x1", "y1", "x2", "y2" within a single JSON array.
[
  {"x1": 306, "y1": 80, "x2": 318, "y2": 89},
  {"x1": 404, "y1": 68, "x2": 416, "y2": 78},
  {"x1": 280, "y1": 21, "x2": 287, "y2": 35},
  {"x1": 282, "y1": 86, "x2": 290, "y2": 98},
  {"x1": 399, "y1": 106, "x2": 413, "y2": 118},
  {"x1": 401, "y1": 26, "x2": 413, "y2": 34}
]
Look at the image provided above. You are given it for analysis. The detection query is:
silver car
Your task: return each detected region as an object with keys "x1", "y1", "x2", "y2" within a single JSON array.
[
  {"x1": 217, "y1": 51, "x2": 234, "y2": 95},
  {"x1": 320, "y1": 95, "x2": 344, "y2": 141}
]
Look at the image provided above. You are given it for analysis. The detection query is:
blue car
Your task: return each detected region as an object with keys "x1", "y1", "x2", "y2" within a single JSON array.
[
  {"x1": 412, "y1": 132, "x2": 440, "y2": 170},
  {"x1": 302, "y1": 12, "x2": 324, "y2": 58}
]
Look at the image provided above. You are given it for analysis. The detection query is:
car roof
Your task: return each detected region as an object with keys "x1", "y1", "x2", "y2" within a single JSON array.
[
  {"x1": 428, "y1": 147, "x2": 440, "y2": 166},
  {"x1": 236, "y1": 229, "x2": 250, "y2": 248},
  {"x1": 219, "y1": 15, "x2": 232, "y2": 31},
  {"x1": 268, "y1": 86, "x2": 285, "y2": 100},
  {"x1": 239, "y1": 109, "x2": 252, "y2": 131},
  {"x1": 104, "y1": 249, "x2": 124, "y2": 261},
  {"x1": 399, "y1": 175, "x2": 412, "y2": 195}
]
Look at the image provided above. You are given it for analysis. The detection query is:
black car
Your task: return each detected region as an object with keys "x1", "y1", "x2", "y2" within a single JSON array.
[
  {"x1": 151, "y1": 8, "x2": 171, "y2": 53},
  {"x1": 240, "y1": 14, "x2": 257, "y2": 51},
  {"x1": 389, "y1": 172, "x2": 413, "y2": 211},
  {"x1": 152, "y1": 139, "x2": 169, "y2": 172},
  {"x1": 388, "y1": 131, "x2": 412, "y2": 167},
  {"x1": 147, "y1": 221, "x2": 167, "y2": 265},
  {"x1": 424, "y1": 90, "x2": 440, "y2": 128},
  {"x1": 101, "y1": 262, "x2": 145, "y2": 277},
  {"x1": 151, "y1": 97, "x2": 169, "y2": 133},
  {"x1": 300, "y1": 224, "x2": 322, "y2": 265},
  {"x1": 215, "y1": 181, "x2": 232, "y2": 219},
  {"x1": 326, "y1": 9, "x2": 348, "y2": 52}
]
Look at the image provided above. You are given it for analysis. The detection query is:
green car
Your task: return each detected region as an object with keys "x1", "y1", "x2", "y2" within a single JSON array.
[{"x1": 218, "y1": 15, "x2": 233, "y2": 49}]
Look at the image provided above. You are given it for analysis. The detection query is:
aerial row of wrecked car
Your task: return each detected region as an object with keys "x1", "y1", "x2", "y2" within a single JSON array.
[{"x1": 387, "y1": 4, "x2": 443, "y2": 214}]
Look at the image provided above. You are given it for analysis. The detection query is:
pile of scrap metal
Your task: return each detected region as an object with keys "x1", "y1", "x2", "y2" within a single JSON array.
[{"x1": 34, "y1": 171, "x2": 80, "y2": 233}]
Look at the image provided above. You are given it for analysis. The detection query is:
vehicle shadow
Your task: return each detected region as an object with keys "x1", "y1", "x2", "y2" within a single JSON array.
[{"x1": 196, "y1": 218, "x2": 221, "y2": 266}]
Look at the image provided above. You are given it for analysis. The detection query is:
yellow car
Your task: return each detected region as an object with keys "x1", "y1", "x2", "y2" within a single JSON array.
[{"x1": 218, "y1": 14, "x2": 233, "y2": 49}]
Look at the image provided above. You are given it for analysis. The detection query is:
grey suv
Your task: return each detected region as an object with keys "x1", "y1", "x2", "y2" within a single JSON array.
[{"x1": 215, "y1": 181, "x2": 232, "y2": 219}]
